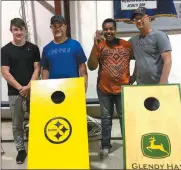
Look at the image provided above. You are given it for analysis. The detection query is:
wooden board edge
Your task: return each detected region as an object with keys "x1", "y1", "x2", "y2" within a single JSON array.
[{"x1": 121, "y1": 87, "x2": 126, "y2": 169}]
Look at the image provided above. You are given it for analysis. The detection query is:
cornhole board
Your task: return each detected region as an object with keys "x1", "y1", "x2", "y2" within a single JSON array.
[
  {"x1": 27, "y1": 77, "x2": 89, "y2": 169},
  {"x1": 122, "y1": 84, "x2": 181, "y2": 169}
]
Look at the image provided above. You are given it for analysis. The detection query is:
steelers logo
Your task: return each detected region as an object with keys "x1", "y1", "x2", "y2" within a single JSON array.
[{"x1": 44, "y1": 117, "x2": 72, "y2": 144}]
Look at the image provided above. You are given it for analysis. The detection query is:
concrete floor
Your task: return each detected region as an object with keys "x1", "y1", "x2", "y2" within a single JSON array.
[{"x1": 1, "y1": 119, "x2": 123, "y2": 169}]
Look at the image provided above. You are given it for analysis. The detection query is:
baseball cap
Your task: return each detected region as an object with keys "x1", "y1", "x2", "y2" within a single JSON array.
[
  {"x1": 132, "y1": 7, "x2": 148, "y2": 19},
  {"x1": 50, "y1": 14, "x2": 66, "y2": 25}
]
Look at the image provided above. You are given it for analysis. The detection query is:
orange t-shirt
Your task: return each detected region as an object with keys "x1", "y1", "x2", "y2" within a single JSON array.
[{"x1": 96, "y1": 39, "x2": 132, "y2": 94}]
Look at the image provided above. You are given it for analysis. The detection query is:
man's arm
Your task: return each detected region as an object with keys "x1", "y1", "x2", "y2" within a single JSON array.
[
  {"x1": 87, "y1": 30, "x2": 103, "y2": 71},
  {"x1": 20, "y1": 62, "x2": 40, "y2": 97},
  {"x1": 1, "y1": 48, "x2": 22, "y2": 90},
  {"x1": 27, "y1": 62, "x2": 40, "y2": 87},
  {"x1": 1, "y1": 66, "x2": 22, "y2": 90},
  {"x1": 130, "y1": 63, "x2": 137, "y2": 84},
  {"x1": 29, "y1": 45, "x2": 41, "y2": 83},
  {"x1": 87, "y1": 45, "x2": 99, "y2": 71},
  {"x1": 79, "y1": 63, "x2": 88, "y2": 92},
  {"x1": 156, "y1": 31, "x2": 172, "y2": 84},
  {"x1": 20, "y1": 46, "x2": 41, "y2": 97},
  {"x1": 159, "y1": 51, "x2": 172, "y2": 84},
  {"x1": 127, "y1": 40, "x2": 136, "y2": 84},
  {"x1": 75, "y1": 41, "x2": 88, "y2": 92},
  {"x1": 42, "y1": 68, "x2": 49, "y2": 79}
]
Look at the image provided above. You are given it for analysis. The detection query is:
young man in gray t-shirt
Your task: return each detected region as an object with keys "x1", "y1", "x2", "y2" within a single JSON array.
[{"x1": 129, "y1": 7, "x2": 172, "y2": 85}]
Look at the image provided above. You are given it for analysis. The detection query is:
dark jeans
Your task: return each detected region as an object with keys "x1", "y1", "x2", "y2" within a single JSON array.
[{"x1": 97, "y1": 89, "x2": 122, "y2": 150}]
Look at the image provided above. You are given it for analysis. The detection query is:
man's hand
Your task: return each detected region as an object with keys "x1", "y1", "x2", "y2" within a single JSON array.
[
  {"x1": 94, "y1": 30, "x2": 104, "y2": 46},
  {"x1": 19, "y1": 85, "x2": 30, "y2": 98}
]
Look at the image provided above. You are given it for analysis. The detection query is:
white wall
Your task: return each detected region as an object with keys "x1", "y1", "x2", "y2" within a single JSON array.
[{"x1": 1, "y1": 1, "x2": 181, "y2": 101}]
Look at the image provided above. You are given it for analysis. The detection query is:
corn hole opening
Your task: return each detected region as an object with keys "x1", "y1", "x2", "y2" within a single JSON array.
[
  {"x1": 144, "y1": 97, "x2": 160, "y2": 111},
  {"x1": 51, "y1": 91, "x2": 65, "y2": 104}
]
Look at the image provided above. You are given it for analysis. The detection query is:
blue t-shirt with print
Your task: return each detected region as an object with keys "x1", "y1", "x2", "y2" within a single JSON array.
[{"x1": 41, "y1": 38, "x2": 87, "y2": 79}]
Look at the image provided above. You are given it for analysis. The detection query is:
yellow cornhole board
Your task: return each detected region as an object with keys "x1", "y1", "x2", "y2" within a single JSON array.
[
  {"x1": 122, "y1": 84, "x2": 181, "y2": 169},
  {"x1": 27, "y1": 77, "x2": 89, "y2": 169}
]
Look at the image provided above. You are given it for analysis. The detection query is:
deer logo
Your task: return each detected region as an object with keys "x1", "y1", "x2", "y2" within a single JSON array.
[
  {"x1": 146, "y1": 136, "x2": 169, "y2": 155},
  {"x1": 141, "y1": 133, "x2": 171, "y2": 159}
]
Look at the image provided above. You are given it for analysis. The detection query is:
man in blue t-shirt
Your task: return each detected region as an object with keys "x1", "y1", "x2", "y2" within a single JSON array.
[
  {"x1": 41, "y1": 14, "x2": 101, "y2": 139},
  {"x1": 41, "y1": 15, "x2": 88, "y2": 91}
]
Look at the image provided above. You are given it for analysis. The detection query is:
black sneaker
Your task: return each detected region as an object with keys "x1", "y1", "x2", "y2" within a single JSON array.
[{"x1": 16, "y1": 150, "x2": 27, "y2": 164}]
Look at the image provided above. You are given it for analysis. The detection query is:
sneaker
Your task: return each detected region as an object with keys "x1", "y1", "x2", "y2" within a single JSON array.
[
  {"x1": 100, "y1": 148, "x2": 110, "y2": 159},
  {"x1": 16, "y1": 150, "x2": 27, "y2": 164}
]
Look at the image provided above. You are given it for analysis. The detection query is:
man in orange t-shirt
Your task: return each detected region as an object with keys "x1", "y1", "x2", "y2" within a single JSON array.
[{"x1": 88, "y1": 18, "x2": 134, "y2": 159}]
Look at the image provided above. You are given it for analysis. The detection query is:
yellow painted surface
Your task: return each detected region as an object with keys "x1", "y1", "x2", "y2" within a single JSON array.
[
  {"x1": 122, "y1": 84, "x2": 181, "y2": 169},
  {"x1": 27, "y1": 78, "x2": 89, "y2": 169}
]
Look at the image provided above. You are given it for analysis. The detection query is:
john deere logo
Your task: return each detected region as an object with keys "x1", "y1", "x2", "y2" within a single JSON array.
[
  {"x1": 44, "y1": 117, "x2": 72, "y2": 144},
  {"x1": 141, "y1": 133, "x2": 171, "y2": 159}
]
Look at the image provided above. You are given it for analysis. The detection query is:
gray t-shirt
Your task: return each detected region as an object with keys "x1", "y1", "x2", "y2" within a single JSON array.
[{"x1": 129, "y1": 29, "x2": 172, "y2": 84}]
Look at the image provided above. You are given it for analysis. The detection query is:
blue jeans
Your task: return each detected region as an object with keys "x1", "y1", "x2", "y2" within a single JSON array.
[{"x1": 97, "y1": 89, "x2": 122, "y2": 150}]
